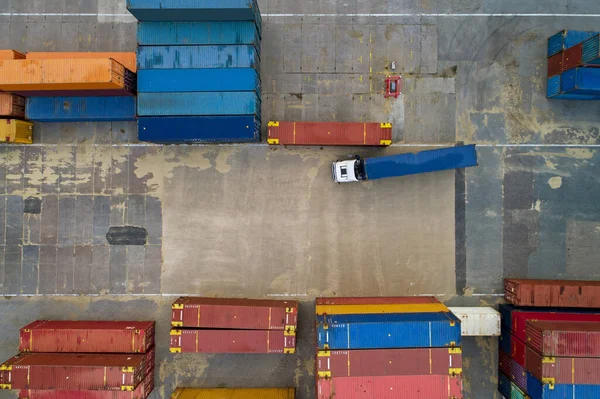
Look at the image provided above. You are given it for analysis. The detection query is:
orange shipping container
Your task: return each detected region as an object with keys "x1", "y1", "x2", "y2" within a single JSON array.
[
  {"x1": 0, "y1": 93, "x2": 26, "y2": 118},
  {"x1": 27, "y1": 52, "x2": 137, "y2": 72},
  {"x1": 0, "y1": 119, "x2": 33, "y2": 144},
  {"x1": 0, "y1": 59, "x2": 135, "y2": 92},
  {"x1": 0, "y1": 50, "x2": 26, "y2": 60}
]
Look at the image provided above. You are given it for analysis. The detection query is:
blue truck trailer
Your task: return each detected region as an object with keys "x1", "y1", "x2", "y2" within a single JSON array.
[{"x1": 332, "y1": 144, "x2": 478, "y2": 183}]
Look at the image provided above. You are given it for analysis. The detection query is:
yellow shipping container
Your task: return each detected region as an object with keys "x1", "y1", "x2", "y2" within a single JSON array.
[
  {"x1": 26, "y1": 52, "x2": 137, "y2": 72},
  {"x1": 0, "y1": 59, "x2": 130, "y2": 91},
  {"x1": 315, "y1": 302, "x2": 450, "y2": 315},
  {"x1": 0, "y1": 119, "x2": 33, "y2": 144},
  {"x1": 171, "y1": 388, "x2": 296, "y2": 399}
]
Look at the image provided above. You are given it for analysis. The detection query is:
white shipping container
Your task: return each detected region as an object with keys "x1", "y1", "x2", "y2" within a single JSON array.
[{"x1": 448, "y1": 307, "x2": 500, "y2": 336}]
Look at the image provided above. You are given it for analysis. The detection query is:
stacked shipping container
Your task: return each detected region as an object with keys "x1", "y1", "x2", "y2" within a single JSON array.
[
  {"x1": 0, "y1": 50, "x2": 33, "y2": 143},
  {"x1": 498, "y1": 278, "x2": 600, "y2": 398},
  {"x1": 169, "y1": 297, "x2": 298, "y2": 354},
  {"x1": 546, "y1": 30, "x2": 600, "y2": 100},
  {"x1": 0, "y1": 320, "x2": 156, "y2": 398},
  {"x1": 314, "y1": 296, "x2": 463, "y2": 398},
  {"x1": 128, "y1": 1, "x2": 262, "y2": 143}
]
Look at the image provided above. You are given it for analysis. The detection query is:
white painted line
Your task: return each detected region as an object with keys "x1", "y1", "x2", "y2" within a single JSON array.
[{"x1": 0, "y1": 12, "x2": 599, "y2": 18}]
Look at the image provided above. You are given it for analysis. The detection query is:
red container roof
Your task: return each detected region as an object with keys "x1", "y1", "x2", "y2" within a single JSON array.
[
  {"x1": 527, "y1": 320, "x2": 600, "y2": 332},
  {"x1": 21, "y1": 320, "x2": 155, "y2": 331},
  {"x1": 2, "y1": 352, "x2": 145, "y2": 368},
  {"x1": 173, "y1": 297, "x2": 299, "y2": 308}
]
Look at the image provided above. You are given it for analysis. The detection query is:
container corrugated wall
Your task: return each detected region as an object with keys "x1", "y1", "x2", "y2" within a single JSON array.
[
  {"x1": 171, "y1": 297, "x2": 298, "y2": 330},
  {"x1": 315, "y1": 303, "x2": 449, "y2": 315},
  {"x1": 137, "y1": 116, "x2": 260, "y2": 143},
  {"x1": 499, "y1": 350, "x2": 511, "y2": 376},
  {"x1": 511, "y1": 332, "x2": 526, "y2": 367},
  {"x1": 267, "y1": 121, "x2": 392, "y2": 146},
  {"x1": 0, "y1": 119, "x2": 33, "y2": 144},
  {"x1": 526, "y1": 320, "x2": 600, "y2": 357},
  {"x1": 498, "y1": 372, "x2": 511, "y2": 398},
  {"x1": 563, "y1": 44, "x2": 583, "y2": 70},
  {"x1": 19, "y1": 320, "x2": 155, "y2": 353},
  {"x1": 526, "y1": 372, "x2": 600, "y2": 399},
  {"x1": 525, "y1": 345, "x2": 600, "y2": 385},
  {"x1": 26, "y1": 52, "x2": 137, "y2": 72},
  {"x1": 316, "y1": 348, "x2": 462, "y2": 377},
  {"x1": 583, "y1": 34, "x2": 600, "y2": 64},
  {"x1": 138, "y1": 21, "x2": 260, "y2": 46},
  {"x1": 548, "y1": 30, "x2": 598, "y2": 56},
  {"x1": 137, "y1": 68, "x2": 260, "y2": 92},
  {"x1": 137, "y1": 45, "x2": 260, "y2": 69},
  {"x1": 511, "y1": 356, "x2": 527, "y2": 392},
  {"x1": 561, "y1": 67, "x2": 600, "y2": 95},
  {"x1": 547, "y1": 52, "x2": 563, "y2": 77},
  {"x1": 170, "y1": 388, "x2": 296, "y2": 399},
  {"x1": 316, "y1": 313, "x2": 461, "y2": 350},
  {"x1": 0, "y1": 93, "x2": 26, "y2": 118},
  {"x1": 17, "y1": 370, "x2": 155, "y2": 399},
  {"x1": 505, "y1": 278, "x2": 600, "y2": 307},
  {"x1": 169, "y1": 329, "x2": 296, "y2": 354},
  {"x1": 509, "y1": 380, "x2": 527, "y2": 399},
  {"x1": 316, "y1": 296, "x2": 442, "y2": 306},
  {"x1": 26, "y1": 96, "x2": 137, "y2": 122},
  {"x1": 512, "y1": 311, "x2": 600, "y2": 342},
  {"x1": 137, "y1": 92, "x2": 260, "y2": 116},
  {"x1": 317, "y1": 375, "x2": 463, "y2": 399}
]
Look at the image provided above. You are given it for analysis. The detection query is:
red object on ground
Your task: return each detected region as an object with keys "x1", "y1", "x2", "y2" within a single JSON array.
[
  {"x1": 315, "y1": 296, "x2": 441, "y2": 306},
  {"x1": 19, "y1": 321, "x2": 155, "y2": 353},
  {"x1": 526, "y1": 320, "x2": 600, "y2": 357},
  {"x1": 316, "y1": 348, "x2": 462, "y2": 378},
  {"x1": 384, "y1": 76, "x2": 402, "y2": 98},
  {"x1": 0, "y1": 352, "x2": 149, "y2": 391},
  {"x1": 511, "y1": 333, "x2": 527, "y2": 367},
  {"x1": 504, "y1": 278, "x2": 600, "y2": 307},
  {"x1": 317, "y1": 375, "x2": 463, "y2": 399},
  {"x1": 169, "y1": 329, "x2": 296, "y2": 354},
  {"x1": 563, "y1": 43, "x2": 583, "y2": 70},
  {"x1": 547, "y1": 52, "x2": 563, "y2": 77},
  {"x1": 17, "y1": 368, "x2": 155, "y2": 399},
  {"x1": 511, "y1": 311, "x2": 600, "y2": 342},
  {"x1": 498, "y1": 350, "x2": 511, "y2": 376},
  {"x1": 171, "y1": 297, "x2": 298, "y2": 330},
  {"x1": 525, "y1": 345, "x2": 600, "y2": 385},
  {"x1": 266, "y1": 121, "x2": 392, "y2": 146}
]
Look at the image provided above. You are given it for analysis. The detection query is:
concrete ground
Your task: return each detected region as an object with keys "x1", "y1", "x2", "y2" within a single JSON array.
[{"x1": 1, "y1": 0, "x2": 600, "y2": 398}]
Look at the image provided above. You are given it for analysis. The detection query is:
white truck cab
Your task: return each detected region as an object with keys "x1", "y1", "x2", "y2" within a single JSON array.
[{"x1": 332, "y1": 159, "x2": 359, "y2": 183}]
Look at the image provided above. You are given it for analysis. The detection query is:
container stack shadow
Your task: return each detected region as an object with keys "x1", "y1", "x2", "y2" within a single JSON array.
[
  {"x1": 128, "y1": 0, "x2": 262, "y2": 143},
  {"x1": 315, "y1": 297, "x2": 464, "y2": 399},
  {"x1": 499, "y1": 278, "x2": 600, "y2": 398},
  {"x1": 547, "y1": 30, "x2": 600, "y2": 100},
  {"x1": 0, "y1": 320, "x2": 156, "y2": 399}
]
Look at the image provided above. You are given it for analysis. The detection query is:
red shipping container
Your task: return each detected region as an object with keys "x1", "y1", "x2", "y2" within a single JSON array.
[
  {"x1": 317, "y1": 375, "x2": 463, "y2": 399},
  {"x1": 511, "y1": 333, "x2": 527, "y2": 367},
  {"x1": 267, "y1": 121, "x2": 392, "y2": 146},
  {"x1": 0, "y1": 352, "x2": 147, "y2": 391},
  {"x1": 563, "y1": 43, "x2": 583, "y2": 71},
  {"x1": 504, "y1": 278, "x2": 600, "y2": 308},
  {"x1": 19, "y1": 320, "x2": 155, "y2": 353},
  {"x1": 171, "y1": 297, "x2": 298, "y2": 331},
  {"x1": 0, "y1": 93, "x2": 25, "y2": 118},
  {"x1": 18, "y1": 368, "x2": 155, "y2": 399},
  {"x1": 547, "y1": 52, "x2": 563, "y2": 77},
  {"x1": 316, "y1": 348, "x2": 462, "y2": 378},
  {"x1": 169, "y1": 329, "x2": 296, "y2": 354},
  {"x1": 315, "y1": 296, "x2": 441, "y2": 306},
  {"x1": 525, "y1": 345, "x2": 600, "y2": 385},
  {"x1": 526, "y1": 320, "x2": 600, "y2": 357},
  {"x1": 498, "y1": 350, "x2": 511, "y2": 376},
  {"x1": 512, "y1": 311, "x2": 600, "y2": 342}
]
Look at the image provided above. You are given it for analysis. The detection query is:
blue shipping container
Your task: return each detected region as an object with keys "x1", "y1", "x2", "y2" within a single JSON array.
[
  {"x1": 127, "y1": 0, "x2": 262, "y2": 36},
  {"x1": 363, "y1": 144, "x2": 477, "y2": 181},
  {"x1": 582, "y1": 34, "x2": 600, "y2": 64},
  {"x1": 546, "y1": 75, "x2": 561, "y2": 98},
  {"x1": 560, "y1": 68, "x2": 600, "y2": 95},
  {"x1": 526, "y1": 372, "x2": 600, "y2": 399},
  {"x1": 499, "y1": 328, "x2": 511, "y2": 354},
  {"x1": 137, "y1": 21, "x2": 260, "y2": 46},
  {"x1": 547, "y1": 30, "x2": 598, "y2": 57},
  {"x1": 137, "y1": 116, "x2": 260, "y2": 143},
  {"x1": 137, "y1": 92, "x2": 261, "y2": 116},
  {"x1": 498, "y1": 304, "x2": 515, "y2": 332},
  {"x1": 137, "y1": 69, "x2": 261, "y2": 93},
  {"x1": 316, "y1": 313, "x2": 461, "y2": 350},
  {"x1": 497, "y1": 372, "x2": 511, "y2": 399},
  {"x1": 137, "y1": 45, "x2": 260, "y2": 70},
  {"x1": 26, "y1": 96, "x2": 136, "y2": 122}
]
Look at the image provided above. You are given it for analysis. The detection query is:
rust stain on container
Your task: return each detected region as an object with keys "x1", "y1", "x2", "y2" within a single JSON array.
[
  {"x1": 0, "y1": 50, "x2": 26, "y2": 60},
  {"x1": 316, "y1": 348, "x2": 462, "y2": 378},
  {"x1": 170, "y1": 388, "x2": 296, "y2": 399},
  {"x1": 525, "y1": 345, "x2": 600, "y2": 385},
  {"x1": 169, "y1": 329, "x2": 296, "y2": 354},
  {"x1": 171, "y1": 297, "x2": 298, "y2": 330},
  {"x1": 0, "y1": 93, "x2": 25, "y2": 118},
  {"x1": 526, "y1": 320, "x2": 600, "y2": 357},
  {"x1": 26, "y1": 52, "x2": 137, "y2": 72},
  {"x1": 0, "y1": 59, "x2": 136, "y2": 93},
  {"x1": 267, "y1": 121, "x2": 392, "y2": 146},
  {"x1": 19, "y1": 320, "x2": 155, "y2": 353},
  {"x1": 0, "y1": 119, "x2": 33, "y2": 144},
  {"x1": 504, "y1": 278, "x2": 600, "y2": 307}
]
